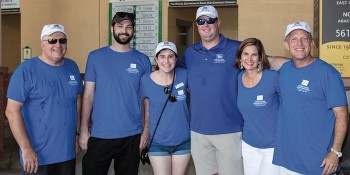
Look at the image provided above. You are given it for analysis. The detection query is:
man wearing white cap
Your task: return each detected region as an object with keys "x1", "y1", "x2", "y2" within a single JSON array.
[
  {"x1": 273, "y1": 21, "x2": 349, "y2": 175},
  {"x1": 178, "y1": 5, "x2": 244, "y2": 175},
  {"x1": 79, "y1": 12, "x2": 152, "y2": 175},
  {"x1": 6, "y1": 24, "x2": 83, "y2": 174}
]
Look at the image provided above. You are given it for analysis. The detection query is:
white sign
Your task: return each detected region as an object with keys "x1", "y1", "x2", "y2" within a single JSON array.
[{"x1": 1, "y1": 0, "x2": 20, "y2": 13}]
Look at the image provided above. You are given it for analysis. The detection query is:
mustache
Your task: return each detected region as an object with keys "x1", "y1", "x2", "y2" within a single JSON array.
[{"x1": 118, "y1": 33, "x2": 130, "y2": 37}]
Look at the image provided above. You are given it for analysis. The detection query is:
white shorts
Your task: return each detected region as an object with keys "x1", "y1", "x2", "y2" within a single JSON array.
[
  {"x1": 279, "y1": 166, "x2": 304, "y2": 175},
  {"x1": 242, "y1": 141, "x2": 279, "y2": 175}
]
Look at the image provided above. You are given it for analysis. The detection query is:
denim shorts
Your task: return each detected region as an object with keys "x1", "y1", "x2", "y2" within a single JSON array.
[{"x1": 148, "y1": 139, "x2": 191, "y2": 156}]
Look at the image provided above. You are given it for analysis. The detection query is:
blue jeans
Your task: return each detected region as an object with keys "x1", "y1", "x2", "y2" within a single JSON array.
[{"x1": 149, "y1": 139, "x2": 191, "y2": 156}]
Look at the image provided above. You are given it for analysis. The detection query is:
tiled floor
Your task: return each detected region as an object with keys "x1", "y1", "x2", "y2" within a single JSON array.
[{"x1": 0, "y1": 120, "x2": 196, "y2": 175}]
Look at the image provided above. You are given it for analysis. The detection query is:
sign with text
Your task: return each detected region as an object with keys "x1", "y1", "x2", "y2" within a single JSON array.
[
  {"x1": 1, "y1": 0, "x2": 20, "y2": 13},
  {"x1": 169, "y1": 0, "x2": 237, "y2": 7},
  {"x1": 109, "y1": 0, "x2": 161, "y2": 64},
  {"x1": 319, "y1": 0, "x2": 350, "y2": 77}
]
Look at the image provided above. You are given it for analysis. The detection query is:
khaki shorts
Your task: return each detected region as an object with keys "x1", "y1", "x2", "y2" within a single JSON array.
[{"x1": 191, "y1": 131, "x2": 244, "y2": 175}]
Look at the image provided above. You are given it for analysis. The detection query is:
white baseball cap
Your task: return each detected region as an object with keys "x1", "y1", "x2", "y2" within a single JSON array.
[
  {"x1": 155, "y1": 41, "x2": 178, "y2": 56},
  {"x1": 285, "y1": 21, "x2": 312, "y2": 37},
  {"x1": 40, "y1": 24, "x2": 68, "y2": 40},
  {"x1": 196, "y1": 5, "x2": 218, "y2": 19}
]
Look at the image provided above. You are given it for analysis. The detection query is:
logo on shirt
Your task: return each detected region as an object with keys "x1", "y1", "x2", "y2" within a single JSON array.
[
  {"x1": 174, "y1": 82, "x2": 186, "y2": 101},
  {"x1": 126, "y1": 63, "x2": 139, "y2": 74},
  {"x1": 253, "y1": 95, "x2": 267, "y2": 107},
  {"x1": 213, "y1": 54, "x2": 225, "y2": 64},
  {"x1": 175, "y1": 82, "x2": 184, "y2": 89},
  {"x1": 296, "y1": 79, "x2": 310, "y2": 93},
  {"x1": 68, "y1": 75, "x2": 78, "y2": 86}
]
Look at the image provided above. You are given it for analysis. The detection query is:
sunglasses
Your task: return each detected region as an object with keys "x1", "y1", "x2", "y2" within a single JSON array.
[
  {"x1": 43, "y1": 38, "x2": 67, "y2": 44},
  {"x1": 196, "y1": 17, "x2": 218, "y2": 25},
  {"x1": 164, "y1": 85, "x2": 177, "y2": 102},
  {"x1": 116, "y1": 12, "x2": 135, "y2": 20}
]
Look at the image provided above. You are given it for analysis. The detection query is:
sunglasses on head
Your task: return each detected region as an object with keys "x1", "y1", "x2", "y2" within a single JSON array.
[
  {"x1": 116, "y1": 12, "x2": 135, "y2": 20},
  {"x1": 164, "y1": 85, "x2": 177, "y2": 102},
  {"x1": 196, "y1": 17, "x2": 218, "y2": 25},
  {"x1": 43, "y1": 38, "x2": 67, "y2": 44}
]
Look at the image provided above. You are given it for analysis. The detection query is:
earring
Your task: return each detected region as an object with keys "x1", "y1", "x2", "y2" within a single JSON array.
[
  {"x1": 240, "y1": 62, "x2": 243, "y2": 70},
  {"x1": 257, "y1": 62, "x2": 261, "y2": 72}
]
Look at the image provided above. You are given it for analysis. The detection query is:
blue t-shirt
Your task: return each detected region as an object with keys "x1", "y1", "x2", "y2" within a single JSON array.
[
  {"x1": 237, "y1": 69, "x2": 280, "y2": 148},
  {"x1": 273, "y1": 58, "x2": 348, "y2": 174},
  {"x1": 178, "y1": 34, "x2": 243, "y2": 134},
  {"x1": 84, "y1": 46, "x2": 152, "y2": 139},
  {"x1": 140, "y1": 68, "x2": 190, "y2": 146},
  {"x1": 7, "y1": 57, "x2": 83, "y2": 166}
]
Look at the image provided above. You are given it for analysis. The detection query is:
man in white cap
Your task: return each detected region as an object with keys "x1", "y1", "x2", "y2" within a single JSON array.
[
  {"x1": 79, "y1": 12, "x2": 152, "y2": 175},
  {"x1": 6, "y1": 24, "x2": 83, "y2": 174},
  {"x1": 273, "y1": 21, "x2": 349, "y2": 175},
  {"x1": 178, "y1": 5, "x2": 244, "y2": 175}
]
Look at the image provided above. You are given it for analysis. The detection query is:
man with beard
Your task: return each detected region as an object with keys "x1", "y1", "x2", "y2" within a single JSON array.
[{"x1": 79, "y1": 12, "x2": 152, "y2": 175}]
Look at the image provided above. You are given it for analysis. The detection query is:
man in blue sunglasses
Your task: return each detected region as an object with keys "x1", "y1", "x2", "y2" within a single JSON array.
[{"x1": 178, "y1": 5, "x2": 244, "y2": 175}]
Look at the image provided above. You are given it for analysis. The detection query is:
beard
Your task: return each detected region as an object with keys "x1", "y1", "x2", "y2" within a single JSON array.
[{"x1": 113, "y1": 30, "x2": 133, "y2": 45}]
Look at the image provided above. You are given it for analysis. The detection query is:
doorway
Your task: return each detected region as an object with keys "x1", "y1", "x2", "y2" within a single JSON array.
[
  {"x1": 176, "y1": 19, "x2": 193, "y2": 57},
  {"x1": 1, "y1": 13, "x2": 21, "y2": 72}
]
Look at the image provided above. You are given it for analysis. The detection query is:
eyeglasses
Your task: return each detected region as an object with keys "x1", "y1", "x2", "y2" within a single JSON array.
[
  {"x1": 43, "y1": 38, "x2": 67, "y2": 44},
  {"x1": 116, "y1": 12, "x2": 135, "y2": 21},
  {"x1": 164, "y1": 85, "x2": 177, "y2": 102},
  {"x1": 196, "y1": 17, "x2": 218, "y2": 25}
]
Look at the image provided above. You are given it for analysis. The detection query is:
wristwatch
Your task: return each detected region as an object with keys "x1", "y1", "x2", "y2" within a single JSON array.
[{"x1": 331, "y1": 148, "x2": 342, "y2": 158}]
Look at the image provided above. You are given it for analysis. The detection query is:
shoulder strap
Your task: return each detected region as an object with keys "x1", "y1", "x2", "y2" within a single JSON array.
[{"x1": 148, "y1": 69, "x2": 176, "y2": 148}]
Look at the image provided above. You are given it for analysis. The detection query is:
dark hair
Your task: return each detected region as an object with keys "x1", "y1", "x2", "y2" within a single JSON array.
[{"x1": 234, "y1": 38, "x2": 270, "y2": 72}]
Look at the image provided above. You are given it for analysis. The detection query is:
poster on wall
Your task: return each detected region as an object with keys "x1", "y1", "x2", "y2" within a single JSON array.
[
  {"x1": 319, "y1": 0, "x2": 350, "y2": 78},
  {"x1": 109, "y1": 0, "x2": 161, "y2": 64},
  {"x1": 1, "y1": 0, "x2": 20, "y2": 13}
]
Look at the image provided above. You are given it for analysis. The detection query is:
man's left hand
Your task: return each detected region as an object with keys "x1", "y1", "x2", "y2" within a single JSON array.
[
  {"x1": 320, "y1": 152, "x2": 339, "y2": 175},
  {"x1": 139, "y1": 130, "x2": 149, "y2": 149}
]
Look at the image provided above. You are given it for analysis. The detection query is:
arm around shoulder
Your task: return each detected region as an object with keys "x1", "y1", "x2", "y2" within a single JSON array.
[{"x1": 268, "y1": 55, "x2": 290, "y2": 71}]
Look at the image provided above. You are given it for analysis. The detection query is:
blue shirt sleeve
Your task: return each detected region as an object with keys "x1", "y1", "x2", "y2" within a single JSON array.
[
  {"x1": 323, "y1": 67, "x2": 348, "y2": 109},
  {"x1": 7, "y1": 64, "x2": 30, "y2": 103},
  {"x1": 84, "y1": 52, "x2": 96, "y2": 82},
  {"x1": 177, "y1": 51, "x2": 187, "y2": 68}
]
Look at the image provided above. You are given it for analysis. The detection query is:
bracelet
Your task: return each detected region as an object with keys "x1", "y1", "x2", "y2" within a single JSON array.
[
  {"x1": 331, "y1": 148, "x2": 342, "y2": 157},
  {"x1": 76, "y1": 131, "x2": 80, "y2": 136}
]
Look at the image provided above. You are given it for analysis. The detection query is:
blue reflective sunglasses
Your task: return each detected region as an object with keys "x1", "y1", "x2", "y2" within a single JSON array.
[{"x1": 196, "y1": 17, "x2": 218, "y2": 25}]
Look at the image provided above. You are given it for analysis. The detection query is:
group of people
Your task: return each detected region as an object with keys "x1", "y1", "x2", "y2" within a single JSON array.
[{"x1": 5, "y1": 4, "x2": 348, "y2": 175}]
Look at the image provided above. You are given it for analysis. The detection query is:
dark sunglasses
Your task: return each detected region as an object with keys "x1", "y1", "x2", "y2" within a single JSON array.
[
  {"x1": 116, "y1": 12, "x2": 135, "y2": 20},
  {"x1": 43, "y1": 38, "x2": 67, "y2": 44},
  {"x1": 196, "y1": 17, "x2": 218, "y2": 25},
  {"x1": 164, "y1": 85, "x2": 177, "y2": 102}
]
